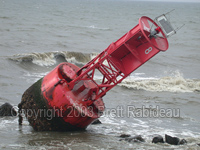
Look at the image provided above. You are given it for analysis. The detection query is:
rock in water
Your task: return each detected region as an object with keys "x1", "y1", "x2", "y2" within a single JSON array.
[
  {"x1": 0, "y1": 103, "x2": 17, "y2": 116},
  {"x1": 119, "y1": 134, "x2": 131, "y2": 138},
  {"x1": 152, "y1": 135, "x2": 164, "y2": 144},
  {"x1": 124, "y1": 135, "x2": 145, "y2": 143},
  {"x1": 91, "y1": 119, "x2": 102, "y2": 125},
  {"x1": 165, "y1": 134, "x2": 180, "y2": 145},
  {"x1": 178, "y1": 139, "x2": 187, "y2": 145}
]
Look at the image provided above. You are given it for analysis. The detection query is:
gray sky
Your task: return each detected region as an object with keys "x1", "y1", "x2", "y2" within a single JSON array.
[{"x1": 141, "y1": 0, "x2": 200, "y2": 2}]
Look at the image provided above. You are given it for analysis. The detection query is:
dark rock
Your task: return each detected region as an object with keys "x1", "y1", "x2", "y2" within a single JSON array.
[
  {"x1": 119, "y1": 134, "x2": 131, "y2": 138},
  {"x1": 197, "y1": 143, "x2": 200, "y2": 146},
  {"x1": 152, "y1": 135, "x2": 164, "y2": 143},
  {"x1": 194, "y1": 89, "x2": 200, "y2": 92},
  {"x1": 91, "y1": 119, "x2": 102, "y2": 125},
  {"x1": 0, "y1": 103, "x2": 17, "y2": 116},
  {"x1": 165, "y1": 134, "x2": 180, "y2": 145},
  {"x1": 124, "y1": 135, "x2": 145, "y2": 143},
  {"x1": 178, "y1": 139, "x2": 187, "y2": 145}
]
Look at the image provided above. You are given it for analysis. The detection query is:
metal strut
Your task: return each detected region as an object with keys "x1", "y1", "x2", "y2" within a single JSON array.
[{"x1": 68, "y1": 16, "x2": 171, "y2": 100}]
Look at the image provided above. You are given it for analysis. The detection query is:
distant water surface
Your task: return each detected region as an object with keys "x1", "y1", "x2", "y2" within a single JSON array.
[{"x1": 0, "y1": 0, "x2": 200, "y2": 149}]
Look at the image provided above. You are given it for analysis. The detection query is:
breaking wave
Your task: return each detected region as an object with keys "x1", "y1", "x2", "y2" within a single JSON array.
[
  {"x1": 9, "y1": 52, "x2": 200, "y2": 93},
  {"x1": 9, "y1": 51, "x2": 97, "y2": 67},
  {"x1": 120, "y1": 71, "x2": 200, "y2": 93}
]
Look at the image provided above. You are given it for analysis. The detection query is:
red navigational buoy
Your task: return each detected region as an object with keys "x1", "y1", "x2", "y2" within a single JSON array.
[{"x1": 18, "y1": 15, "x2": 176, "y2": 131}]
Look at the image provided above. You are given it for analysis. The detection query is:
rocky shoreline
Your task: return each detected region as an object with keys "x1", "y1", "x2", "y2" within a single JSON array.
[{"x1": 118, "y1": 133, "x2": 188, "y2": 146}]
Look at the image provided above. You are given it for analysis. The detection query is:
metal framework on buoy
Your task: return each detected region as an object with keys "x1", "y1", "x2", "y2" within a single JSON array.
[
  {"x1": 19, "y1": 14, "x2": 177, "y2": 131},
  {"x1": 68, "y1": 15, "x2": 173, "y2": 100}
]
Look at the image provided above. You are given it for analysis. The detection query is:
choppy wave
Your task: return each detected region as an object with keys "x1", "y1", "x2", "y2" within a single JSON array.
[
  {"x1": 9, "y1": 51, "x2": 97, "y2": 67},
  {"x1": 9, "y1": 52, "x2": 200, "y2": 93},
  {"x1": 119, "y1": 71, "x2": 200, "y2": 93}
]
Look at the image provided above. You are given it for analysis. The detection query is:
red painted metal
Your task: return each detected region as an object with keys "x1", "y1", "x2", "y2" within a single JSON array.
[
  {"x1": 41, "y1": 63, "x2": 104, "y2": 129},
  {"x1": 41, "y1": 16, "x2": 169, "y2": 130},
  {"x1": 68, "y1": 16, "x2": 168, "y2": 100}
]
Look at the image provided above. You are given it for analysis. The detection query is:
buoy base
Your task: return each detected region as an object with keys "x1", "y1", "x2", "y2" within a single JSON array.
[
  {"x1": 18, "y1": 79, "x2": 85, "y2": 131},
  {"x1": 18, "y1": 63, "x2": 105, "y2": 131}
]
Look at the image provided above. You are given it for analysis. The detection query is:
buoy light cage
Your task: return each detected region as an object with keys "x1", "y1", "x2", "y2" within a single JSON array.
[
  {"x1": 153, "y1": 9, "x2": 185, "y2": 38},
  {"x1": 155, "y1": 14, "x2": 176, "y2": 37}
]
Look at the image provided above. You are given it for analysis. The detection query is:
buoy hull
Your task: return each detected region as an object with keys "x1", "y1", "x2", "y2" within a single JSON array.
[{"x1": 19, "y1": 62, "x2": 105, "y2": 131}]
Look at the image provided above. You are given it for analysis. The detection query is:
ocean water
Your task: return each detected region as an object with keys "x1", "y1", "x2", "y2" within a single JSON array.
[{"x1": 0, "y1": 0, "x2": 200, "y2": 149}]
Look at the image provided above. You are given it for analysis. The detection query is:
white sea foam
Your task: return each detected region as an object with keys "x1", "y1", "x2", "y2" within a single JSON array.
[
  {"x1": 0, "y1": 117, "x2": 18, "y2": 129},
  {"x1": 86, "y1": 25, "x2": 110, "y2": 30},
  {"x1": 10, "y1": 52, "x2": 57, "y2": 67},
  {"x1": 119, "y1": 71, "x2": 200, "y2": 93},
  {"x1": 10, "y1": 51, "x2": 97, "y2": 67},
  {"x1": 93, "y1": 71, "x2": 200, "y2": 93},
  {"x1": 32, "y1": 53, "x2": 56, "y2": 66}
]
